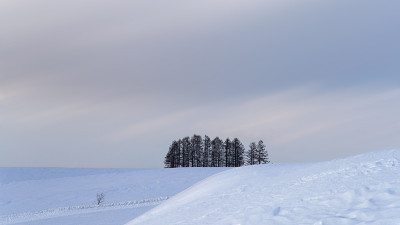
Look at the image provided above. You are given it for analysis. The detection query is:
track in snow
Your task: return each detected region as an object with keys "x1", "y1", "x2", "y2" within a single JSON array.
[{"x1": 0, "y1": 197, "x2": 169, "y2": 225}]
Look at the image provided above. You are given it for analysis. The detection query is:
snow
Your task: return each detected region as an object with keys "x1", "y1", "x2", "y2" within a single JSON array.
[
  {"x1": 1, "y1": 150, "x2": 399, "y2": 225},
  {"x1": 127, "y1": 149, "x2": 400, "y2": 225},
  {"x1": 0, "y1": 167, "x2": 229, "y2": 225}
]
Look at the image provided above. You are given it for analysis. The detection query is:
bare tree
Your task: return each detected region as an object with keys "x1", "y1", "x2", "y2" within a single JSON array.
[
  {"x1": 211, "y1": 137, "x2": 223, "y2": 167},
  {"x1": 256, "y1": 140, "x2": 269, "y2": 164},
  {"x1": 246, "y1": 142, "x2": 257, "y2": 165},
  {"x1": 165, "y1": 135, "x2": 270, "y2": 168},
  {"x1": 96, "y1": 192, "x2": 105, "y2": 205}
]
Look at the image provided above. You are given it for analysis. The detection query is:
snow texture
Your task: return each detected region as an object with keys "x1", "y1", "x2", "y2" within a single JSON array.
[
  {"x1": 127, "y1": 149, "x2": 400, "y2": 225},
  {"x1": 0, "y1": 167, "x2": 228, "y2": 225}
]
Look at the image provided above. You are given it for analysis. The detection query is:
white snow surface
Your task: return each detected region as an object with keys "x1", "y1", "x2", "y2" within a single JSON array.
[
  {"x1": 0, "y1": 167, "x2": 229, "y2": 225},
  {"x1": 127, "y1": 149, "x2": 400, "y2": 225}
]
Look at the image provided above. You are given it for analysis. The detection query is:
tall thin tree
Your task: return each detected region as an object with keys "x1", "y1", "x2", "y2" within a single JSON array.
[
  {"x1": 203, "y1": 135, "x2": 211, "y2": 167},
  {"x1": 232, "y1": 138, "x2": 245, "y2": 167},
  {"x1": 164, "y1": 142, "x2": 175, "y2": 168},
  {"x1": 255, "y1": 140, "x2": 270, "y2": 164},
  {"x1": 246, "y1": 142, "x2": 257, "y2": 165},
  {"x1": 191, "y1": 134, "x2": 203, "y2": 167},
  {"x1": 172, "y1": 140, "x2": 181, "y2": 167},
  {"x1": 211, "y1": 137, "x2": 223, "y2": 167},
  {"x1": 181, "y1": 137, "x2": 191, "y2": 167},
  {"x1": 224, "y1": 138, "x2": 232, "y2": 167}
]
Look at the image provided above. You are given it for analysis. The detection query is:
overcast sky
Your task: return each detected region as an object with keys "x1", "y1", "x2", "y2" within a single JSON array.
[{"x1": 1, "y1": 0, "x2": 399, "y2": 168}]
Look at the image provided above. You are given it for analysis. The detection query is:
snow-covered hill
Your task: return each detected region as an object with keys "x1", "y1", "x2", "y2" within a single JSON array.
[
  {"x1": 0, "y1": 167, "x2": 229, "y2": 225},
  {"x1": 1, "y1": 150, "x2": 399, "y2": 225},
  {"x1": 127, "y1": 149, "x2": 400, "y2": 225}
]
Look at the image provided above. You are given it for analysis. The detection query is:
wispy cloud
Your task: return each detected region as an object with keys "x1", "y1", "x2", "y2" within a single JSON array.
[
  {"x1": 1, "y1": 0, "x2": 399, "y2": 167},
  {"x1": 190, "y1": 87, "x2": 400, "y2": 161},
  {"x1": 108, "y1": 109, "x2": 196, "y2": 141}
]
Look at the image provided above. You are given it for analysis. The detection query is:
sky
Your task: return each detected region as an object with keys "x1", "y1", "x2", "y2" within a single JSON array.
[{"x1": 1, "y1": 0, "x2": 399, "y2": 168}]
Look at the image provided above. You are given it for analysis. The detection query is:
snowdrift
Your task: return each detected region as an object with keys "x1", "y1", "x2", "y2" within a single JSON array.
[{"x1": 127, "y1": 149, "x2": 400, "y2": 225}]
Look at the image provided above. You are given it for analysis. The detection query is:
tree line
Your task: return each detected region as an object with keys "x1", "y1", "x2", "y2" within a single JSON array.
[{"x1": 164, "y1": 134, "x2": 269, "y2": 168}]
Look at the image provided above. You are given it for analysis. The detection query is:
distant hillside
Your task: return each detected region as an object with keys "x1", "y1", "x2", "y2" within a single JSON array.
[{"x1": 0, "y1": 167, "x2": 229, "y2": 225}]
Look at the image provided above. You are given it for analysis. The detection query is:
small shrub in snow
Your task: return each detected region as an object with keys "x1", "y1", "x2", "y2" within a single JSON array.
[{"x1": 96, "y1": 193, "x2": 105, "y2": 205}]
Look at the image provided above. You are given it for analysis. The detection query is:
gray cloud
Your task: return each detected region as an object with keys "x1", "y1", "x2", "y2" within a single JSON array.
[{"x1": 1, "y1": 0, "x2": 399, "y2": 167}]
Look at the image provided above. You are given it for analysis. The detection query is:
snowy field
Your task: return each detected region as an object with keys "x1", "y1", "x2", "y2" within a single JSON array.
[
  {"x1": 1, "y1": 150, "x2": 399, "y2": 225},
  {"x1": 128, "y1": 149, "x2": 400, "y2": 225},
  {"x1": 0, "y1": 167, "x2": 229, "y2": 225}
]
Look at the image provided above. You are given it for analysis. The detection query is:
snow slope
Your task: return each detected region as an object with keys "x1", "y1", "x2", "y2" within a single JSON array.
[
  {"x1": 0, "y1": 167, "x2": 228, "y2": 225},
  {"x1": 127, "y1": 149, "x2": 400, "y2": 225}
]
